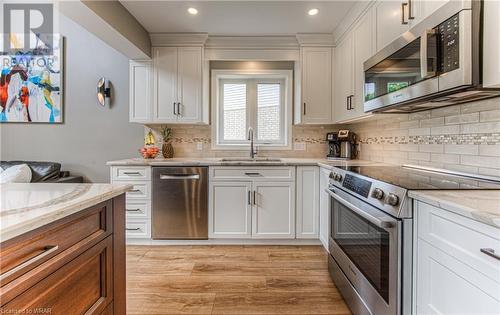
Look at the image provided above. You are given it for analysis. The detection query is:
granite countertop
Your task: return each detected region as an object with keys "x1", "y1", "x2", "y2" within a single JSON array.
[
  {"x1": 409, "y1": 190, "x2": 500, "y2": 229},
  {"x1": 106, "y1": 157, "x2": 379, "y2": 168},
  {"x1": 0, "y1": 183, "x2": 132, "y2": 242}
]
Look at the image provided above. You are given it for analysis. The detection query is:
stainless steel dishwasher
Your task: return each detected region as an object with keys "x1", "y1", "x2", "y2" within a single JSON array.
[{"x1": 152, "y1": 167, "x2": 208, "y2": 239}]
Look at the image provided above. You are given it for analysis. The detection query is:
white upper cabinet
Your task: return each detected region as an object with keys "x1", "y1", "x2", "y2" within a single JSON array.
[
  {"x1": 129, "y1": 60, "x2": 152, "y2": 123},
  {"x1": 154, "y1": 47, "x2": 178, "y2": 122},
  {"x1": 411, "y1": 0, "x2": 450, "y2": 26},
  {"x1": 483, "y1": 0, "x2": 500, "y2": 88},
  {"x1": 177, "y1": 47, "x2": 203, "y2": 123},
  {"x1": 374, "y1": 1, "x2": 411, "y2": 50},
  {"x1": 334, "y1": 32, "x2": 354, "y2": 123},
  {"x1": 150, "y1": 46, "x2": 204, "y2": 123},
  {"x1": 300, "y1": 47, "x2": 333, "y2": 124}
]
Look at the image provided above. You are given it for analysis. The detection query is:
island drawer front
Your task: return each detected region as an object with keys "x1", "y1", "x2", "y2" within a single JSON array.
[
  {"x1": 417, "y1": 201, "x2": 500, "y2": 282},
  {"x1": 2, "y1": 236, "x2": 113, "y2": 314},
  {"x1": 111, "y1": 166, "x2": 150, "y2": 181},
  {"x1": 210, "y1": 167, "x2": 295, "y2": 181},
  {"x1": 125, "y1": 200, "x2": 150, "y2": 219},
  {"x1": 125, "y1": 219, "x2": 151, "y2": 239},
  {"x1": 0, "y1": 200, "x2": 112, "y2": 287}
]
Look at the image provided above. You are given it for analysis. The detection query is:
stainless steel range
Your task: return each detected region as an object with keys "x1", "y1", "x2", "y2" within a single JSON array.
[{"x1": 326, "y1": 164, "x2": 500, "y2": 315}]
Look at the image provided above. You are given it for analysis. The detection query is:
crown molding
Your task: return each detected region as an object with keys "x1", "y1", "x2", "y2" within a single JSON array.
[
  {"x1": 295, "y1": 34, "x2": 335, "y2": 46},
  {"x1": 150, "y1": 33, "x2": 209, "y2": 46},
  {"x1": 332, "y1": 0, "x2": 374, "y2": 45},
  {"x1": 204, "y1": 36, "x2": 299, "y2": 49}
]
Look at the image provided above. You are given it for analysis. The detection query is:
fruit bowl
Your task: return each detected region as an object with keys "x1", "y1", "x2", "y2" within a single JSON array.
[{"x1": 139, "y1": 146, "x2": 160, "y2": 159}]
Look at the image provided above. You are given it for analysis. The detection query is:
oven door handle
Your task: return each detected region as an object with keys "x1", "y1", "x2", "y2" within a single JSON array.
[{"x1": 325, "y1": 189, "x2": 395, "y2": 229}]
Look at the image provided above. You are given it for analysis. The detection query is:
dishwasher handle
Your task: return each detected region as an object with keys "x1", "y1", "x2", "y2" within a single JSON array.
[{"x1": 160, "y1": 174, "x2": 200, "y2": 180}]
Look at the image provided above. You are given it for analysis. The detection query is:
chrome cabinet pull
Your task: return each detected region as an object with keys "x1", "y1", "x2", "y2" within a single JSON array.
[
  {"x1": 0, "y1": 245, "x2": 59, "y2": 281},
  {"x1": 160, "y1": 174, "x2": 200, "y2": 180},
  {"x1": 253, "y1": 191, "x2": 257, "y2": 205},
  {"x1": 173, "y1": 102, "x2": 177, "y2": 115},
  {"x1": 480, "y1": 248, "x2": 500, "y2": 261},
  {"x1": 123, "y1": 172, "x2": 141, "y2": 176},
  {"x1": 177, "y1": 102, "x2": 181, "y2": 116},
  {"x1": 248, "y1": 190, "x2": 252, "y2": 205},
  {"x1": 126, "y1": 208, "x2": 142, "y2": 212},
  {"x1": 244, "y1": 172, "x2": 262, "y2": 177},
  {"x1": 346, "y1": 96, "x2": 349, "y2": 110},
  {"x1": 303, "y1": 102, "x2": 307, "y2": 115},
  {"x1": 126, "y1": 227, "x2": 141, "y2": 231},
  {"x1": 401, "y1": 3, "x2": 408, "y2": 25},
  {"x1": 129, "y1": 189, "x2": 141, "y2": 193}
]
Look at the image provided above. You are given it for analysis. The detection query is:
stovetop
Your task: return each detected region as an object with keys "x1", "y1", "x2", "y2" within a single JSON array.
[{"x1": 335, "y1": 165, "x2": 500, "y2": 190}]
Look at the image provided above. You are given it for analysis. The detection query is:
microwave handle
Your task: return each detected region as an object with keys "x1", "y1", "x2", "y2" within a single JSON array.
[{"x1": 420, "y1": 29, "x2": 436, "y2": 79}]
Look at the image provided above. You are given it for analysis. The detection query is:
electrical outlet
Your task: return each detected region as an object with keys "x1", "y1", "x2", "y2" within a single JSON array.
[
  {"x1": 294, "y1": 142, "x2": 306, "y2": 151},
  {"x1": 196, "y1": 142, "x2": 203, "y2": 151}
]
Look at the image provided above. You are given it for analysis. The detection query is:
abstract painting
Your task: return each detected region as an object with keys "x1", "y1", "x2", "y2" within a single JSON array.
[{"x1": 0, "y1": 35, "x2": 63, "y2": 123}]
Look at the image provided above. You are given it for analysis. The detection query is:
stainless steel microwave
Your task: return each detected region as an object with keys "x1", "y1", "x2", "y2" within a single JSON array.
[{"x1": 363, "y1": 0, "x2": 500, "y2": 113}]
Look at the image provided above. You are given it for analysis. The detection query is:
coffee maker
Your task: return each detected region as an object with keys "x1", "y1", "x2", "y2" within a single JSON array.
[{"x1": 326, "y1": 130, "x2": 357, "y2": 160}]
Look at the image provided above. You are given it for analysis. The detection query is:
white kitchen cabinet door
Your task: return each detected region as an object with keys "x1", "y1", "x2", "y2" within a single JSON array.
[
  {"x1": 352, "y1": 7, "x2": 375, "y2": 120},
  {"x1": 411, "y1": 0, "x2": 450, "y2": 26},
  {"x1": 300, "y1": 47, "x2": 333, "y2": 124},
  {"x1": 319, "y1": 167, "x2": 331, "y2": 251},
  {"x1": 209, "y1": 181, "x2": 252, "y2": 238},
  {"x1": 153, "y1": 47, "x2": 178, "y2": 122},
  {"x1": 129, "y1": 60, "x2": 152, "y2": 123},
  {"x1": 375, "y1": 1, "x2": 410, "y2": 51},
  {"x1": 252, "y1": 182, "x2": 295, "y2": 239},
  {"x1": 483, "y1": 0, "x2": 500, "y2": 88},
  {"x1": 334, "y1": 32, "x2": 354, "y2": 123},
  {"x1": 177, "y1": 47, "x2": 203, "y2": 123},
  {"x1": 296, "y1": 166, "x2": 320, "y2": 239},
  {"x1": 416, "y1": 240, "x2": 500, "y2": 315}
]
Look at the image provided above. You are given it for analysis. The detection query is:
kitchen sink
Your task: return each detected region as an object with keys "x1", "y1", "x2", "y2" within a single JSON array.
[{"x1": 219, "y1": 158, "x2": 282, "y2": 162}]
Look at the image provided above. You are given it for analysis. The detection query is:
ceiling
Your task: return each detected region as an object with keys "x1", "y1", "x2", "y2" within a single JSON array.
[{"x1": 120, "y1": 1, "x2": 357, "y2": 35}]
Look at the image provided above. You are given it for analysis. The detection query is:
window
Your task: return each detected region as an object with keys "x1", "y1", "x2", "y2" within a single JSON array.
[{"x1": 212, "y1": 70, "x2": 292, "y2": 149}]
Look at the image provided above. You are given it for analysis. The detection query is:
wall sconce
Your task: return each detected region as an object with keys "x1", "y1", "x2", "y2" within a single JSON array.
[{"x1": 97, "y1": 78, "x2": 111, "y2": 106}]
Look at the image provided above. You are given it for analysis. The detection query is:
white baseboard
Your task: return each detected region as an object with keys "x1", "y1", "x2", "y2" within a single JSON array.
[{"x1": 126, "y1": 238, "x2": 322, "y2": 246}]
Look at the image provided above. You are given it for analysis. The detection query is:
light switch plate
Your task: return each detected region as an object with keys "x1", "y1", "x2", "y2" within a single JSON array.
[{"x1": 294, "y1": 142, "x2": 306, "y2": 151}]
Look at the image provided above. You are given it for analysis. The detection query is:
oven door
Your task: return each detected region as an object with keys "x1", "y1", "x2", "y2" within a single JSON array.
[{"x1": 327, "y1": 187, "x2": 401, "y2": 315}]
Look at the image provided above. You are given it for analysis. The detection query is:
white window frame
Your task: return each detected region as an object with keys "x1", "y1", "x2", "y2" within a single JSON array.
[{"x1": 211, "y1": 69, "x2": 293, "y2": 150}]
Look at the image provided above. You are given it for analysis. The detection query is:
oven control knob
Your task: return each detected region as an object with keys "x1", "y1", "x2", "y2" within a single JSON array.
[
  {"x1": 371, "y1": 188, "x2": 385, "y2": 200},
  {"x1": 334, "y1": 174, "x2": 343, "y2": 182},
  {"x1": 329, "y1": 172, "x2": 335, "y2": 179},
  {"x1": 386, "y1": 193, "x2": 400, "y2": 206}
]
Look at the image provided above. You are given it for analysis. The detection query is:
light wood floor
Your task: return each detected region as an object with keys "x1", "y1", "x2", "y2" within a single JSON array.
[{"x1": 126, "y1": 245, "x2": 351, "y2": 315}]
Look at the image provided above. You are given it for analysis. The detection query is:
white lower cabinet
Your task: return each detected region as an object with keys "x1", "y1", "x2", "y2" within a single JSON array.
[
  {"x1": 209, "y1": 181, "x2": 252, "y2": 238},
  {"x1": 296, "y1": 166, "x2": 319, "y2": 239},
  {"x1": 415, "y1": 201, "x2": 500, "y2": 315},
  {"x1": 209, "y1": 166, "x2": 298, "y2": 239},
  {"x1": 319, "y1": 167, "x2": 331, "y2": 251},
  {"x1": 252, "y1": 182, "x2": 295, "y2": 239}
]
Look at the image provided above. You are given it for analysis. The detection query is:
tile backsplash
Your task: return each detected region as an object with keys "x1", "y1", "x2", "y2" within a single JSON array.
[
  {"x1": 145, "y1": 124, "x2": 339, "y2": 158},
  {"x1": 348, "y1": 98, "x2": 500, "y2": 177}
]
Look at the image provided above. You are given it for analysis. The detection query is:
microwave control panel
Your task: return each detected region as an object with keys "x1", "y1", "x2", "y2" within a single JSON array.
[{"x1": 439, "y1": 14, "x2": 460, "y2": 73}]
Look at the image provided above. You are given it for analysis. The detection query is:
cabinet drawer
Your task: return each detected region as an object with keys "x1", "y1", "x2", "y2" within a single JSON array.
[
  {"x1": 125, "y1": 200, "x2": 150, "y2": 219},
  {"x1": 111, "y1": 166, "x2": 150, "y2": 181},
  {"x1": 2, "y1": 237, "x2": 113, "y2": 314},
  {"x1": 126, "y1": 219, "x2": 151, "y2": 239},
  {"x1": 416, "y1": 201, "x2": 500, "y2": 282},
  {"x1": 115, "y1": 181, "x2": 150, "y2": 200},
  {"x1": 210, "y1": 167, "x2": 295, "y2": 181},
  {"x1": 0, "y1": 200, "x2": 112, "y2": 286}
]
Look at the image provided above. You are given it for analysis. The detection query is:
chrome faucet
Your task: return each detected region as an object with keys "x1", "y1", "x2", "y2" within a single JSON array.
[{"x1": 247, "y1": 127, "x2": 257, "y2": 159}]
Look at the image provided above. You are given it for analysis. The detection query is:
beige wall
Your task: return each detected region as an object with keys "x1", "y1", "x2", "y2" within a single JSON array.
[{"x1": 347, "y1": 98, "x2": 500, "y2": 177}]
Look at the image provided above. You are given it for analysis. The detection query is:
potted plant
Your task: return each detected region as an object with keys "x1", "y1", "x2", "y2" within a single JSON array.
[{"x1": 160, "y1": 125, "x2": 174, "y2": 158}]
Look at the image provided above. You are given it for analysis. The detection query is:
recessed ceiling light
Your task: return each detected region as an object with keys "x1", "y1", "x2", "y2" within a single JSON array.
[
  {"x1": 188, "y1": 7, "x2": 198, "y2": 15},
  {"x1": 308, "y1": 8, "x2": 319, "y2": 16}
]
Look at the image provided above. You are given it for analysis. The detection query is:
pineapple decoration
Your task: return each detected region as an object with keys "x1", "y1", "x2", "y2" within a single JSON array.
[{"x1": 160, "y1": 125, "x2": 174, "y2": 159}]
